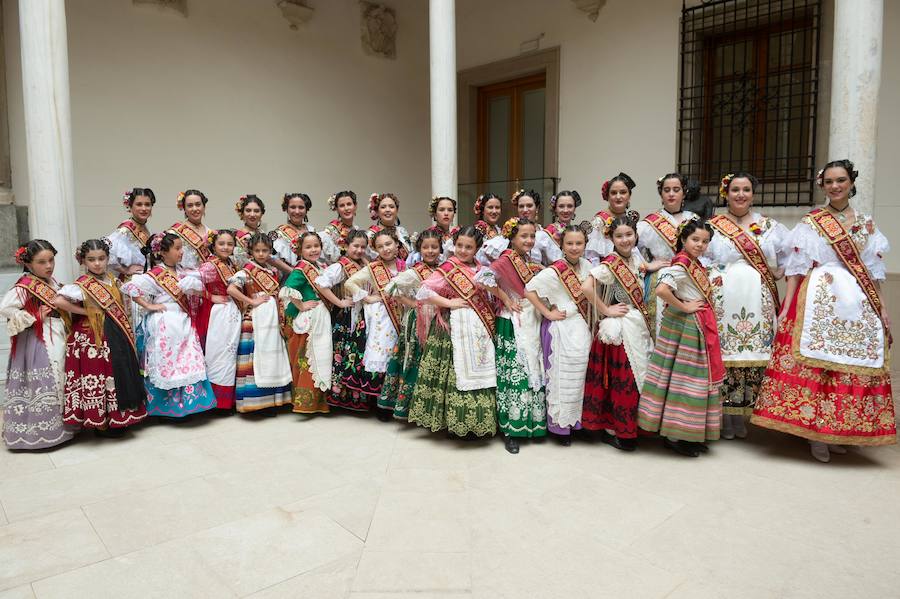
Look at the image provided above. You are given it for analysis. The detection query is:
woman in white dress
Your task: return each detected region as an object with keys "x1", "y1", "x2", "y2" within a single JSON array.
[
  {"x1": 365, "y1": 193, "x2": 412, "y2": 262},
  {"x1": 705, "y1": 172, "x2": 789, "y2": 439},
  {"x1": 169, "y1": 189, "x2": 214, "y2": 274},
  {"x1": 271, "y1": 193, "x2": 315, "y2": 278}
]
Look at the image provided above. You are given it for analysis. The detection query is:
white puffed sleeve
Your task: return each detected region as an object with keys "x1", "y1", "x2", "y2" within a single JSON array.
[
  {"x1": 472, "y1": 267, "x2": 497, "y2": 288},
  {"x1": 178, "y1": 272, "x2": 203, "y2": 294},
  {"x1": 1, "y1": 288, "x2": 35, "y2": 336},
  {"x1": 861, "y1": 218, "x2": 890, "y2": 281},
  {"x1": 765, "y1": 219, "x2": 792, "y2": 268},
  {"x1": 656, "y1": 265, "x2": 688, "y2": 290},
  {"x1": 227, "y1": 270, "x2": 250, "y2": 286},
  {"x1": 314, "y1": 263, "x2": 346, "y2": 289},
  {"x1": 524, "y1": 267, "x2": 557, "y2": 301},
  {"x1": 479, "y1": 235, "x2": 509, "y2": 264},
  {"x1": 273, "y1": 236, "x2": 298, "y2": 266},
  {"x1": 320, "y1": 233, "x2": 342, "y2": 264},
  {"x1": 588, "y1": 263, "x2": 616, "y2": 286},
  {"x1": 535, "y1": 230, "x2": 563, "y2": 265},
  {"x1": 107, "y1": 227, "x2": 146, "y2": 271},
  {"x1": 57, "y1": 284, "x2": 84, "y2": 303},
  {"x1": 121, "y1": 273, "x2": 157, "y2": 298},
  {"x1": 344, "y1": 268, "x2": 373, "y2": 303},
  {"x1": 783, "y1": 220, "x2": 821, "y2": 277},
  {"x1": 585, "y1": 226, "x2": 612, "y2": 266}
]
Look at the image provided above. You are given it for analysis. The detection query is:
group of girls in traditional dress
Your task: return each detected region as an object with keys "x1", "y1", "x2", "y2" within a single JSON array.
[{"x1": 2, "y1": 160, "x2": 895, "y2": 462}]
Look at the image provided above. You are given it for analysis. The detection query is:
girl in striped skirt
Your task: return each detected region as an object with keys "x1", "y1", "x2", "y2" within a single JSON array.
[{"x1": 637, "y1": 217, "x2": 725, "y2": 457}]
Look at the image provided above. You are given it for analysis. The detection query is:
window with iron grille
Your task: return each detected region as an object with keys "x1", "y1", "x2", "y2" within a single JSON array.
[{"x1": 678, "y1": 0, "x2": 822, "y2": 206}]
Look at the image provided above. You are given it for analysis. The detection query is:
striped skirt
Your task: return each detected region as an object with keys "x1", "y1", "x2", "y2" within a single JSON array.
[
  {"x1": 235, "y1": 317, "x2": 292, "y2": 413},
  {"x1": 637, "y1": 306, "x2": 722, "y2": 442}
]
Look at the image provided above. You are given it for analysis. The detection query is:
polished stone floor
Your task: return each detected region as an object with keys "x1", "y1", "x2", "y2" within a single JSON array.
[{"x1": 0, "y1": 405, "x2": 898, "y2": 599}]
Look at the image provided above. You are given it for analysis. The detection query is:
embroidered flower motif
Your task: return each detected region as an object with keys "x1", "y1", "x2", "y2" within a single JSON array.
[{"x1": 749, "y1": 222, "x2": 762, "y2": 236}]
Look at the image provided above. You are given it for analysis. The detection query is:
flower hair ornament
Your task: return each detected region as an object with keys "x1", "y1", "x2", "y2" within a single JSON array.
[
  {"x1": 122, "y1": 190, "x2": 132, "y2": 210},
  {"x1": 814, "y1": 168, "x2": 825, "y2": 188},
  {"x1": 207, "y1": 229, "x2": 219, "y2": 246},
  {"x1": 74, "y1": 238, "x2": 113, "y2": 264},
  {"x1": 500, "y1": 217, "x2": 521, "y2": 239},
  {"x1": 428, "y1": 196, "x2": 441, "y2": 217},
  {"x1": 149, "y1": 232, "x2": 165, "y2": 255},
  {"x1": 234, "y1": 196, "x2": 248, "y2": 217},
  {"x1": 510, "y1": 189, "x2": 527, "y2": 207},
  {"x1": 473, "y1": 194, "x2": 487, "y2": 217},
  {"x1": 602, "y1": 215, "x2": 616, "y2": 236},
  {"x1": 549, "y1": 190, "x2": 582, "y2": 211},
  {"x1": 13, "y1": 245, "x2": 27, "y2": 265},
  {"x1": 327, "y1": 194, "x2": 338, "y2": 212},
  {"x1": 601, "y1": 180, "x2": 611, "y2": 202},
  {"x1": 719, "y1": 173, "x2": 735, "y2": 200},
  {"x1": 176, "y1": 191, "x2": 186, "y2": 211},
  {"x1": 368, "y1": 193, "x2": 380, "y2": 221}
]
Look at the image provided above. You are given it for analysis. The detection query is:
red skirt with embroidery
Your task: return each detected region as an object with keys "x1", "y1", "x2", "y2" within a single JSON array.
[
  {"x1": 751, "y1": 281, "x2": 896, "y2": 446},
  {"x1": 582, "y1": 338, "x2": 640, "y2": 438}
]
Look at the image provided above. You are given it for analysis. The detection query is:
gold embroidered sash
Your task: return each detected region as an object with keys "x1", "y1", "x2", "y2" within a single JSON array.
[
  {"x1": 338, "y1": 256, "x2": 362, "y2": 279},
  {"x1": 243, "y1": 262, "x2": 280, "y2": 297},
  {"x1": 708, "y1": 215, "x2": 781, "y2": 312},
  {"x1": 328, "y1": 219, "x2": 352, "y2": 252},
  {"x1": 295, "y1": 259, "x2": 322, "y2": 297},
  {"x1": 643, "y1": 212, "x2": 679, "y2": 252},
  {"x1": 549, "y1": 259, "x2": 590, "y2": 323},
  {"x1": 544, "y1": 223, "x2": 563, "y2": 247},
  {"x1": 500, "y1": 249, "x2": 539, "y2": 287},
  {"x1": 119, "y1": 219, "x2": 150, "y2": 247},
  {"x1": 148, "y1": 266, "x2": 192, "y2": 314},
  {"x1": 670, "y1": 252, "x2": 713, "y2": 305},
  {"x1": 77, "y1": 275, "x2": 137, "y2": 353},
  {"x1": 808, "y1": 208, "x2": 888, "y2": 335},
  {"x1": 170, "y1": 222, "x2": 212, "y2": 261},
  {"x1": 601, "y1": 253, "x2": 651, "y2": 333},
  {"x1": 369, "y1": 260, "x2": 404, "y2": 334},
  {"x1": 412, "y1": 262, "x2": 435, "y2": 281},
  {"x1": 474, "y1": 220, "x2": 499, "y2": 240},
  {"x1": 15, "y1": 275, "x2": 71, "y2": 337},
  {"x1": 207, "y1": 256, "x2": 236, "y2": 288},
  {"x1": 438, "y1": 257, "x2": 495, "y2": 335}
]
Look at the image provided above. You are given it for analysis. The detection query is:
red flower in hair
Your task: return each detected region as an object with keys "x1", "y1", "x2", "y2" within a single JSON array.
[
  {"x1": 14, "y1": 246, "x2": 27, "y2": 265},
  {"x1": 601, "y1": 180, "x2": 611, "y2": 202}
]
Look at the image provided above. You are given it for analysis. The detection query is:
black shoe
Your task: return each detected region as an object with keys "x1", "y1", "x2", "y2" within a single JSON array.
[
  {"x1": 664, "y1": 438, "x2": 699, "y2": 457},
  {"x1": 694, "y1": 442, "x2": 709, "y2": 453},
  {"x1": 600, "y1": 431, "x2": 636, "y2": 452},
  {"x1": 504, "y1": 435, "x2": 520, "y2": 454},
  {"x1": 375, "y1": 410, "x2": 392, "y2": 422},
  {"x1": 94, "y1": 427, "x2": 127, "y2": 439},
  {"x1": 554, "y1": 434, "x2": 572, "y2": 446}
]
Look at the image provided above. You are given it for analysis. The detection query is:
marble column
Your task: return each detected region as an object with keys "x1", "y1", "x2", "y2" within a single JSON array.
[
  {"x1": 429, "y1": 0, "x2": 457, "y2": 200},
  {"x1": 19, "y1": 0, "x2": 78, "y2": 281},
  {"x1": 828, "y1": 0, "x2": 882, "y2": 214}
]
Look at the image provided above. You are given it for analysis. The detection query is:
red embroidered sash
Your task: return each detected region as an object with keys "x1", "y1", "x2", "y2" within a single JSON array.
[
  {"x1": 243, "y1": 262, "x2": 280, "y2": 297},
  {"x1": 544, "y1": 223, "x2": 564, "y2": 247},
  {"x1": 148, "y1": 266, "x2": 191, "y2": 314},
  {"x1": 338, "y1": 256, "x2": 362, "y2": 279},
  {"x1": 170, "y1": 222, "x2": 211, "y2": 261},
  {"x1": 369, "y1": 260, "x2": 404, "y2": 334},
  {"x1": 412, "y1": 262, "x2": 435, "y2": 281},
  {"x1": 594, "y1": 210, "x2": 613, "y2": 222},
  {"x1": 500, "y1": 249, "x2": 539, "y2": 287},
  {"x1": 643, "y1": 212, "x2": 679, "y2": 252},
  {"x1": 438, "y1": 257, "x2": 495, "y2": 335},
  {"x1": 708, "y1": 215, "x2": 781, "y2": 312},
  {"x1": 275, "y1": 224, "x2": 300, "y2": 251},
  {"x1": 549, "y1": 259, "x2": 590, "y2": 323},
  {"x1": 670, "y1": 252, "x2": 713, "y2": 305},
  {"x1": 601, "y1": 254, "x2": 651, "y2": 333},
  {"x1": 474, "y1": 220, "x2": 499, "y2": 240},
  {"x1": 808, "y1": 208, "x2": 888, "y2": 333},
  {"x1": 207, "y1": 256, "x2": 236, "y2": 288},
  {"x1": 328, "y1": 220, "x2": 352, "y2": 252},
  {"x1": 235, "y1": 229, "x2": 253, "y2": 249},
  {"x1": 76, "y1": 275, "x2": 137, "y2": 353},
  {"x1": 16, "y1": 275, "x2": 58, "y2": 309},
  {"x1": 295, "y1": 259, "x2": 322, "y2": 296},
  {"x1": 119, "y1": 219, "x2": 150, "y2": 247}
]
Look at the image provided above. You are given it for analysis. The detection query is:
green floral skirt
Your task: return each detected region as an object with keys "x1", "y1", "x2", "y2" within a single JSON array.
[
  {"x1": 408, "y1": 321, "x2": 496, "y2": 437},
  {"x1": 495, "y1": 317, "x2": 547, "y2": 437}
]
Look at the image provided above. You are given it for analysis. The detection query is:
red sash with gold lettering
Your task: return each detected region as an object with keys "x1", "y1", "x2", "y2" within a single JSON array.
[
  {"x1": 76, "y1": 275, "x2": 137, "y2": 353},
  {"x1": 601, "y1": 253, "x2": 651, "y2": 333},
  {"x1": 670, "y1": 252, "x2": 713, "y2": 305},
  {"x1": 338, "y1": 256, "x2": 362, "y2": 279},
  {"x1": 118, "y1": 219, "x2": 150, "y2": 247},
  {"x1": 369, "y1": 260, "x2": 405, "y2": 334},
  {"x1": 295, "y1": 259, "x2": 322, "y2": 297},
  {"x1": 275, "y1": 224, "x2": 300, "y2": 250},
  {"x1": 243, "y1": 262, "x2": 280, "y2": 298},
  {"x1": 207, "y1": 256, "x2": 236, "y2": 288},
  {"x1": 474, "y1": 220, "x2": 499, "y2": 240},
  {"x1": 170, "y1": 222, "x2": 211, "y2": 261},
  {"x1": 808, "y1": 208, "x2": 888, "y2": 334},
  {"x1": 708, "y1": 215, "x2": 781, "y2": 312},
  {"x1": 643, "y1": 212, "x2": 679, "y2": 252},
  {"x1": 549, "y1": 260, "x2": 590, "y2": 323},
  {"x1": 437, "y1": 257, "x2": 495, "y2": 335},
  {"x1": 499, "y1": 249, "x2": 539, "y2": 288},
  {"x1": 11, "y1": 275, "x2": 69, "y2": 351},
  {"x1": 544, "y1": 223, "x2": 563, "y2": 247},
  {"x1": 148, "y1": 266, "x2": 192, "y2": 314},
  {"x1": 412, "y1": 262, "x2": 435, "y2": 281}
]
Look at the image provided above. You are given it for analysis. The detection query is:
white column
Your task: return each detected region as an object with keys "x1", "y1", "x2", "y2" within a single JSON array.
[
  {"x1": 828, "y1": 0, "x2": 882, "y2": 214},
  {"x1": 429, "y1": 0, "x2": 457, "y2": 199},
  {"x1": 19, "y1": 0, "x2": 78, "y2": 281}
]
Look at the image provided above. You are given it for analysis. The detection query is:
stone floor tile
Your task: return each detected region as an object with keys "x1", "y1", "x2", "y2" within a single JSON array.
[
  {"x1": 282, "y1": 478, "x2": 382, "y2": 541},
  {"x1": 0, "y1": 586, "x2": 35, "y2": 599},
  {"x1": 247, "y1": 552, "x2": 360, "y2": 598},
  {"x1": 0, "y1": 509, "x2": 109, "y2": 591},
  {"x1": 352, "y1": 551, "x2": 470, "y2": 593}
]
